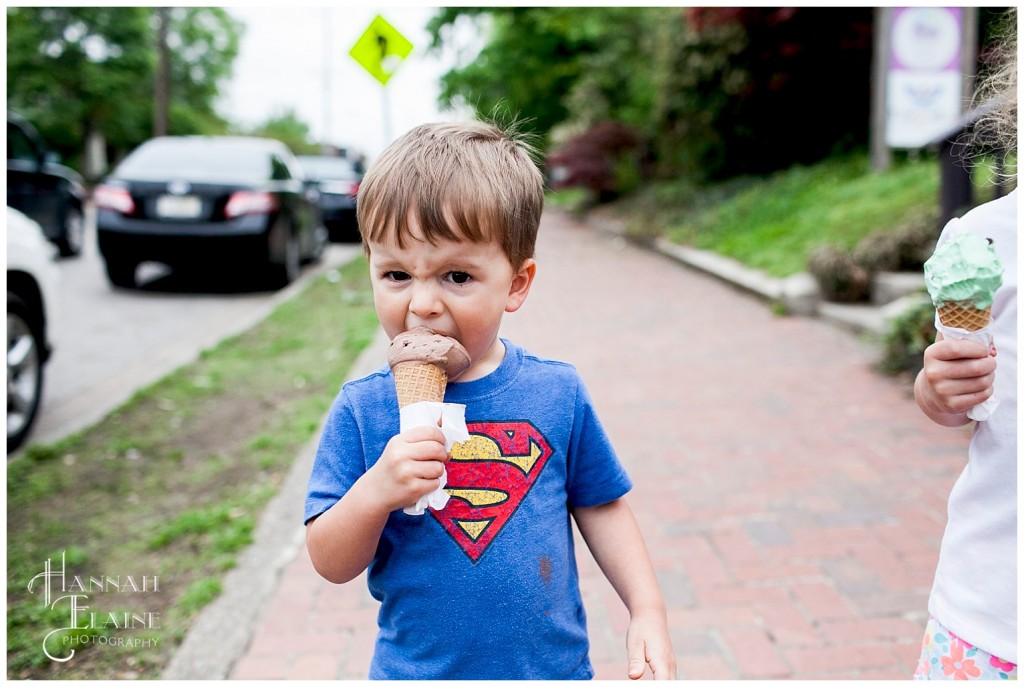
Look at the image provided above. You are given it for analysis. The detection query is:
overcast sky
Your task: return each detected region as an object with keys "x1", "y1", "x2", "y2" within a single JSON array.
[{"x1": 218, "y1": 6, "x2": 471, "y2": 162}]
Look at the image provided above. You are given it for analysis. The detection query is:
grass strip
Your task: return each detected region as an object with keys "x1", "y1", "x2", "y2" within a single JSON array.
[
  {"x1": 603, "y1": 153, "x2": 949, "y2": 277},
  {"x1": 7, "y1": 256, "x2": 378, "y2": 679},
  {"x1": 670, "y1": 156, "x2": 939, "y2": 277}
]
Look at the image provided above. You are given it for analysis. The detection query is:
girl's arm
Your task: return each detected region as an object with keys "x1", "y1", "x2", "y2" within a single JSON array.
[{"x1": 573, "y1": 497, "x2": 676, "y2": 680}]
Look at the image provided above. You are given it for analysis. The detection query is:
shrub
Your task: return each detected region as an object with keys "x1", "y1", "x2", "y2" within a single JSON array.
[
  {"x1": 853, "y1": 211, "x2": 938, "y2": 272},
  {"x1": 878, "y1": 298, "x2": 936, "y2": 377},
  {"x1": 547, "y1": 121, "x2": 644, "y2": 203},
  {"x1": 807, "y1": 244, "x2": 871, "y2": 303}
]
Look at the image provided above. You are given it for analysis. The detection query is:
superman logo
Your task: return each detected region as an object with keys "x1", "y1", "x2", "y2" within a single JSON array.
[{"x1": 431, "y1": 421, "x2": 553, "y2": 563}]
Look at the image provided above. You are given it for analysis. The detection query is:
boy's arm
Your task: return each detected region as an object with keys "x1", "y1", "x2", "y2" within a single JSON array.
[
  {"x1": 306, "y1": 425, "x2": 449, "y2": 584},
  {"x1": 306, "y1": 476, "x2": 393, "y2": 584},
  {"x1": 915, "y1": 332, "x2": 997, "y2": 427},
  {"x1": 573, "y1": 497, "x2": 676, "y2": 680}
]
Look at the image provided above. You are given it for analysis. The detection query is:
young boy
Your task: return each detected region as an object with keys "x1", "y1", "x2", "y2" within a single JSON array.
[{"x1": 304, "y1": 120, "x2": 675, "y2": 680}]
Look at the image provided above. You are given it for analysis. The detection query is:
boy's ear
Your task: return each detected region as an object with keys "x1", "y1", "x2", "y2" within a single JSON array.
[{"x1": 505, "y1": 258, "x2": 537, "y2": 313}]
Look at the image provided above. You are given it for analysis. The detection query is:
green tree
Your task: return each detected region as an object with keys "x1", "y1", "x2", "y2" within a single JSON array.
[
  {"x1": 427, "y1": 8, "x2": 882, "y2": 181},
  {"x1": 247, "y1": 108, "x2": 319, "y2": 155},
  {"x1": 7, "y1": 7, "x2": 154, "y2": 168},
  {"x1": 427, "y1": 8, "x2": 596, "y2": 148},
  {"x1": 163, "y1": 7, "x2": 242, "y2": 136},
  {"x1": 428, "y1": 7, "x2": 677, "y2": 198},
  {"x1": 430, "y1": 7, "x2": 1012, "y2": 187},
  {"x1": 656, "y1": 7, "x2": 875, "y2": 181},
  {"x1": 556, "y1": 7, "x2": 676, "y2": 142},
  {"x1": 6, "y1": 6, "x2": 242, "y2": 175},
  {"x1": 429, "y1": 8, "x2": 679, "y2": 147}
]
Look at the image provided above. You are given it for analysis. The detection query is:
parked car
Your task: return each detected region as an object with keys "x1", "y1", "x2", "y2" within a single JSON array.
[
  {"x1": 7, "y1": 207, "x2": 61, "y2": 453},
  {"x1": 94, "y1": 136, "x2": 328, "y2": 289},
  {"x1": 7, "y1": 114, "x2": 88, "y2": 257},
  {"x1": 297, "y1": 154, "x2": 362, "y2": 242}
]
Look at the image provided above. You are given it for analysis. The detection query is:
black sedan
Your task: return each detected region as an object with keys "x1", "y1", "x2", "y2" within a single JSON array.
[
  {"x1": 7, "y1": 114, "x2": 88, "y2": 257},
  {"x1": 297, "y1": 155, "x2": 362, "y2": 242},
  {"x1": 94, "y1": 136, "x2": 327, "y2": 289}
]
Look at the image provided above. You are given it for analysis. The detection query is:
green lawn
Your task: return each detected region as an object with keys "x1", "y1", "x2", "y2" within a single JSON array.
[
  {"x1": 572, "y1": 152, "x2": 1014, "y2": 278},
  {"x1": 661, "y1": 155, "x2": 940, "y2": 277},
  {"x1": 7, "y1": 257, "x2": 379, "y2": 679}
]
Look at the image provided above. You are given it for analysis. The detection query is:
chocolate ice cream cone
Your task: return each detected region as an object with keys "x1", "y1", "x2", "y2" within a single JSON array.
[
  {"x1": 392, "y1": 361, "x2": 448, "y2": 408},
  {"x1": 388, "y1": 326, "x2": 471, "y2": 408}
]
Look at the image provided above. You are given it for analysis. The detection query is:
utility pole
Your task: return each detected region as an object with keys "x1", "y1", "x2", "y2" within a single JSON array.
[
  {"x1": 960, "y1": 7, "x2": 978, "y2": 105},
  {"x1": 870, "y1": 7, "x2": 893, "y2": 172},
  {"x1": 154, "y1": 7, "x2": 171, "y2": 137},
  {"x1": 378, "y1": 34, "x2": 393, "y2": 145},
  {"x1": 322, "y1": 7, "x2": 333, "y2": 152}
]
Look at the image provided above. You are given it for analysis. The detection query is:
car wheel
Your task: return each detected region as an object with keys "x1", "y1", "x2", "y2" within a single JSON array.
[
  {"x1": 266, "y1": 225, "x2": 300, "y2": 289},
  {"x1": 7, "y1": 293, "x2": 45, "y2": 453},
  {"x1": 308, "y1": 224, "x2": 329, "y2": 263},
  {"x1": 104, "y1": 258, "x2": 138, "y2": 289},
  {"x1": 56, "y1": 206, "x2": 85, "y2": 258}
]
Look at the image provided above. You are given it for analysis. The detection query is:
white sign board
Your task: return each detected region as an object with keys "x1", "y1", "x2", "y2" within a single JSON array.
[{"x1": 885, "y1": 7, "x2": 964, "y2": 148}]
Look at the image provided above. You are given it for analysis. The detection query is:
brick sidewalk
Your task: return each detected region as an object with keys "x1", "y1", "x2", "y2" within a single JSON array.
[{"x1": 229, "y1": 210, "x2": 968, "y2": 679}]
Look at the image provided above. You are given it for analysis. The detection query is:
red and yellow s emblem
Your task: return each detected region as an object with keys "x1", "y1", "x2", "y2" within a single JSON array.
[{"x1": 431, "y1": 421, "x2": 553, "y2": 563}]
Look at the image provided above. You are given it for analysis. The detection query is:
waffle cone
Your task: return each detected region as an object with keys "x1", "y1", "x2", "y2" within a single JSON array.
[
  {"x1": 937, "y1": 301, "x2": 992, "y2": 331},
  {"x1": 393, "y1": 361, "x2": 447, "y2": 408}
]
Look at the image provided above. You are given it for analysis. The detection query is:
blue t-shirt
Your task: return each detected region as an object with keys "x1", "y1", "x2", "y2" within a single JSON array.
[{"x1": 305, "y1": 340, "x2": 633, "y2": 680}]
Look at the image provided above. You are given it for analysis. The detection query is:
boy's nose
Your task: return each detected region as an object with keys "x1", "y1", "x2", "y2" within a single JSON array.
[{"x1": 408, "y1": 282, "x2": 443, "y2": 318}]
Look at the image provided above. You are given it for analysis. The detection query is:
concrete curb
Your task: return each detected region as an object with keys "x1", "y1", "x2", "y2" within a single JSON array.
[
  {"x1": 161, "y1": 328, "x2": 389, "y2": 680},
  {"x1": 584, "y1": 210, "x2": 926, "y2": 340}
]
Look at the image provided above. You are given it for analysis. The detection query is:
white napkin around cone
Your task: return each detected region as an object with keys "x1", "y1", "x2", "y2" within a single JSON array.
[
  {"x1": 398, "y1": 401, "x2": 470, "y2": 515},
  {"x1": 934, "y1": 320, "x2": 1000, "y2": 422}
]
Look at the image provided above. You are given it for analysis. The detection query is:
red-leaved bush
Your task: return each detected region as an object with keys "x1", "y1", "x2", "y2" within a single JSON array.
[{"x1": 547, "y1": 121, "x2": 642, "y2": 201}]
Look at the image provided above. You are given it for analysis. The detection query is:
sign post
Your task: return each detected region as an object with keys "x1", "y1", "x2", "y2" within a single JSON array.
[{"x1": 349, "y1": 15, "x2": 414, "y2": 144}]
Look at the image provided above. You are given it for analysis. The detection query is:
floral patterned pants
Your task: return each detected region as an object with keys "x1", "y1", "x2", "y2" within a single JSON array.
[{"x1": 914, "y1": 617, "x2": 1017, "y2": 680}]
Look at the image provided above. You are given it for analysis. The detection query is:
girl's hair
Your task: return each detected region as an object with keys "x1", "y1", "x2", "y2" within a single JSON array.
[
  {"x1": 356, "y1": 119, "x2": 545, "y2": 268},
  {"x1": 968, "y1": 8, "x2": 1017, "y2": 176}
]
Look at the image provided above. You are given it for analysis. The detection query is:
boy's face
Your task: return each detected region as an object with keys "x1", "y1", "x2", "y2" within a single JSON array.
[{"x1": 366, "y1": 217, "x2": 535, "y2": 382}]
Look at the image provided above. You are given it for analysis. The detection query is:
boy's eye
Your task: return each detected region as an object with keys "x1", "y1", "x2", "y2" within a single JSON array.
[
  {"x1": 446, "y1": 271, "x2": 472, "y2": 284},
  {"x1": 384, "y1": 270, "x2": 410, "y2": 282}
]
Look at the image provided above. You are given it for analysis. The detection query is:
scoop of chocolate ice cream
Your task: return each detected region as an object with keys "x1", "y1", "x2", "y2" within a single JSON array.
[{"x1": 387, "y1": 327, "x2": 471, "y2": 380}]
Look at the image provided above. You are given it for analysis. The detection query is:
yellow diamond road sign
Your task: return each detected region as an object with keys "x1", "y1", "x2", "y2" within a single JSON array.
[{"x1": 349, "y1": 15, "x2": 414, "y2": 86}]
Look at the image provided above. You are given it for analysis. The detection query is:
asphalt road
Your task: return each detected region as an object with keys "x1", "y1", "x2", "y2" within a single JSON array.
[{"x1": 23, "y1": 205, "x2": 362, "y2": 451}]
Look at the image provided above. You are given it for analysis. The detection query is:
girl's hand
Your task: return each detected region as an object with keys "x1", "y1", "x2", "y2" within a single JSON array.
[
  {"x1": 626, "y1": 609, "x2": 676, "y2": 680},
  {"x1": 367, "y1": 425, "x2": 448, "y2": 513},
  {"x1": 918, "y1": 336, "x2": 997, "y2": 422}
]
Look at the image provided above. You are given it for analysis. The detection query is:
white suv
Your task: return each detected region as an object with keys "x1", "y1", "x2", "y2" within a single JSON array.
[{"x1": 7, "y1": 206, "x2": 61, "y2": 453}]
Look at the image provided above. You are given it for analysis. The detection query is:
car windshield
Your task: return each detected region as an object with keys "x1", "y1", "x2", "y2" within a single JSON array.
[
  {"x1": 298, "y1": 157, "x2": 359, "y2": 181},
  {"x1": 114, "y1": 139, "x2": 273, "y2": 183}
]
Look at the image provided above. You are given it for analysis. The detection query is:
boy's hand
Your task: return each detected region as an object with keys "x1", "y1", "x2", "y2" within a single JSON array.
[
  {"x1": 368, "y1": 425, "x2": 449, "y2": 513},
  {"x1": 305, "y1": 425, "x2": 448, "y2": 584},
  {"x1": 626, "y1": 609, "x2": 676, "y2": 680},
  {"x1": 917, "y1": 336, "x2": 997, "y2": 422}
]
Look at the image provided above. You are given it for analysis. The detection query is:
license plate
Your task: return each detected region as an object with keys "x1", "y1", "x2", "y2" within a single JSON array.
[{"x1": 155, "y1": 194, "x2": 202, "y2": 219}]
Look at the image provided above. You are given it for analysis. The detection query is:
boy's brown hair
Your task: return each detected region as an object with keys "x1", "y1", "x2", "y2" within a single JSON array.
[{"x1": 356, "y1": 120, "x2": 545, "y2": 269}]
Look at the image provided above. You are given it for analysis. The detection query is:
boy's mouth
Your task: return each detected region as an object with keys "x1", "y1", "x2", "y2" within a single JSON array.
[{"x1": 406, "y1": 324, "x2": 458, "y2": 343}]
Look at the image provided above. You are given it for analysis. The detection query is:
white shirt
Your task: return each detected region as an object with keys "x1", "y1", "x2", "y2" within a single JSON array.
[{"x1": 928, "y1": 189, "x2": 1017, "y2": 662}]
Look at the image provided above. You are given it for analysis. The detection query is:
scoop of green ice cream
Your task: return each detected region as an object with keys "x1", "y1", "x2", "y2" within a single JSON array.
[{"x1": 924, "y1": 232, "x2": 1004, "y2": 310}]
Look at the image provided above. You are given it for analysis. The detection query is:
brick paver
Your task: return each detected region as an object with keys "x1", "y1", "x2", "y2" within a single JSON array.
[{"x1": 229, "y1": 210, "x2": 968, "y2": 679}]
